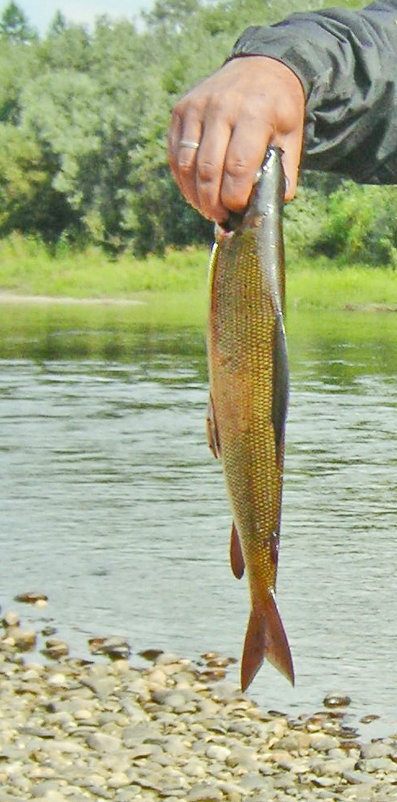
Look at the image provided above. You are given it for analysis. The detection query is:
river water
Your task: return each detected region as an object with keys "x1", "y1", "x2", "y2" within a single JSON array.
[{"x1": 1, "y1": 302, "x2": 397, "y2": 735}]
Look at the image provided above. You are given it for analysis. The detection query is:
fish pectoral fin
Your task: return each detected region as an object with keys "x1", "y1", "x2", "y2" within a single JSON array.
[
  {"x1": 241, "y1": 591, "x2": 294, "y2": 691},
  {"x1": 206, "y1": 394, "x2": 221, "y2": 459},
  {"x1": 230, "y1": 521, "x2": 245, "y2": 579}
]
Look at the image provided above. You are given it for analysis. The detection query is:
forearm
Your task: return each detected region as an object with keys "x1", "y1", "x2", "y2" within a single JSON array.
[{"x1": 229, "y1": 2, "x2": 397, "y2": 183}]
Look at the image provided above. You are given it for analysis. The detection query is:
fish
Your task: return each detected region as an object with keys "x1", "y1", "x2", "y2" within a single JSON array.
[{"x1": 206, "y1": 146, "x2": 294, "y2": 692}]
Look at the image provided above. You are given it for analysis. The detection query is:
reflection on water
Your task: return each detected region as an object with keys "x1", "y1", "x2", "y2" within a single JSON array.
[{"x1": 1, "y1": 302, "x2": 397, "y2": 735}]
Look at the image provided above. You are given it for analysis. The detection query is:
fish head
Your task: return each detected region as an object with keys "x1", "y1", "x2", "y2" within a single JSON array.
[{"x1": 218, "y1": 147, "x2": 285, "y2": 237}]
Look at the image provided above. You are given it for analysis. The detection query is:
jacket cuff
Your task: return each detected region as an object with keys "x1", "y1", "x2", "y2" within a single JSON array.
[
  {"x1": 227, "y1": 27, "x2": 318, "y2": 100},
  {"x1": 227, "y1": 25, "x2": 334, "y2": 111}
]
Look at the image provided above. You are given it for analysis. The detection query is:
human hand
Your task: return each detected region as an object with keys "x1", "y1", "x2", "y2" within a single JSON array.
[{"x1": 168, "y1": 55, "x2": 305, "y2": 223}]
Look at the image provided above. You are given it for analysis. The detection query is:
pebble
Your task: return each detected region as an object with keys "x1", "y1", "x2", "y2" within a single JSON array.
[
  {"x1": 88, "y1": 636, "x2": 131, "y2": 660},
  {"x1": 86, "y1": 733, "x2": 122, "y2": 753},
  {"x1": 2, "y1": 626, "x2": 37, "y2": 650},
  {"x1": 1, "y1": 608, "x2": 397, "y2": 802},
  {"x1": 360, "y1": 740, "x2": 391, "y2": 759},
  {"x1": 43, "y1": 639, "x2": 69, "y2": 659},
  {"x1": 13, "y1": 591, "x2": 48, "y2": 604},
  {"x1": 2, "y1": 611, "x2": 20, "y2": 627},
  {"x1": 323, "y1": 692, "x2": 352, "y2": 708},
  {"x1": 186, "y1": 784, "x2": 223, "y2": 801}
]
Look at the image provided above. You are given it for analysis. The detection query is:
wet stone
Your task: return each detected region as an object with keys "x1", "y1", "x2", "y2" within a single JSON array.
[
  {"x1": 323, "y1": 693, "x2": 352, "y2": 709},
  {"x1": 360, "y1": 714, "x2": 380, "y2": 725},
  {"x1": 88, "y1": 635, "x2": 131, "y2": 660},
  {"x1": 42, "y1": 625, "x2": 57, "y2": 637},
  {"x1": 14, "y1": 591, "x2": 48, "y2": 604},
  {"x1": 2, "y1": 610, "x2": 20, "y2": 627},
  {"x1": 43, "y1": 639, "x2": 69, "y2": 659},
  {"x1": 3, "y1": 626, "x2": 37, "y2": 650}
]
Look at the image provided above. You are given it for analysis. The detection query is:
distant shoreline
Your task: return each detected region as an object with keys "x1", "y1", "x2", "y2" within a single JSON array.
[
  {"x1": 0, "y1": 292, "x2": 396, "y2": 314},
  {"x1": 0, "y1": 293, "x2": 146, "y2": 306},
  {"x1": 0, "y1": 240, "x2": 396, "y2": 313}
]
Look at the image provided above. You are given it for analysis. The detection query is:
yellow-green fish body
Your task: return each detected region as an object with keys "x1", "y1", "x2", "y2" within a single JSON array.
[{"x1": 207, "y1": 146, "x2": 294, "y2": 691}]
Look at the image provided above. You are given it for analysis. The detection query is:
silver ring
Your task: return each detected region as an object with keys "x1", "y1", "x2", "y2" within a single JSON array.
[{"x1": 179, "y1": 139, "x2": 200, "y2": 150}]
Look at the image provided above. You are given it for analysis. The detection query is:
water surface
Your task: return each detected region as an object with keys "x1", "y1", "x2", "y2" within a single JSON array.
[{"x1": 1, "y1": 301, "x2": 397, "y2": 736}]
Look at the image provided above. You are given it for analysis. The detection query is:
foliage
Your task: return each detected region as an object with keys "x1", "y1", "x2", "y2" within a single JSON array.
[
  {"x1": 312, "y1": 182, "x2": 397, "y2": 267},
  {"x1": 0, "y1": 1, "x2": 36, "y2": 42},
  {"x1": 0, "y1": 0, "x2": 392, "y2": 263}
]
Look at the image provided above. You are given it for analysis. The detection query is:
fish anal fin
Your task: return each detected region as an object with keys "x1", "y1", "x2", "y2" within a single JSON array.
[
  {"x1": 230, "y1": 522, "x2": 245, "y2": 579},
  {"x1": 206, "y1": 394, "x2": 221, "y2": 459},
  {"x1": 241, "y1": 591, "x2": 294, "y2": 692}
]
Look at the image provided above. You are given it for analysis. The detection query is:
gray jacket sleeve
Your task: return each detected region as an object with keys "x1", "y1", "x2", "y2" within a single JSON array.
[{"x1": 228, "y1": 2, "x2": 397, "y2": 183}]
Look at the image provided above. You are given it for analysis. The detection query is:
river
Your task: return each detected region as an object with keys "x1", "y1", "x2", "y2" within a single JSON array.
[{"x1": 1, "y1": 300, "x2": 396, "y2": 736}]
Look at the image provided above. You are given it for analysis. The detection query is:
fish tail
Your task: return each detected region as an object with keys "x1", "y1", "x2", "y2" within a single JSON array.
[{"x1": 241, "y1": 591, "x2": 294, "y2": 691}]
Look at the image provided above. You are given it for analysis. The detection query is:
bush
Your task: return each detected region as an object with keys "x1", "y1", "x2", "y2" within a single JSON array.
[{"x1": 312, "y1": 181, "x2": 397, "y2": 267}]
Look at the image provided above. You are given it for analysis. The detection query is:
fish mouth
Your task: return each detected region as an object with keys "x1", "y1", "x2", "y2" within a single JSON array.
[
  {"x1": 218, "y1": 211, "x2": 244, "y2": 234},
  {"x1": 214, "y1": 220, "x2": 238, "y2": 242}
]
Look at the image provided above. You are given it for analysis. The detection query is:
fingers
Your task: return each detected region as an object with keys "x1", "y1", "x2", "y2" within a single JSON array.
[
  {"x1": 194, "y1": 118, "x2": 235, "y2": 222},
  {"x1": 168, "y1": 56, "x2": 305, "y2": 220},
  {"x1": 219, "y1": 121, "x2": 275, "y2": 214},
  {"x1": 168, "y1": 108, "x2": 202, "y2": 212},
  {"x1": 169, "y1": 104, "x2": 271, "y2": 222}
]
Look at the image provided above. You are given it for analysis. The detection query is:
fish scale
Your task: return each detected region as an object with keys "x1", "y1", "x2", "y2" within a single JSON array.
[{"x1": 207, "y1": 146, "x2": 294, "y2": 691}]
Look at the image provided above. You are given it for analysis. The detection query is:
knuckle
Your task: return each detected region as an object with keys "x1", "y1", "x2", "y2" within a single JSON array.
[
  {"x1": 224, "y1": 157, "x2": 251, "y2": 181},
  {"x1": 177, "y1": 156, "x2": 195, "y2": 176},
  {"x1": 175, "y1": 93, "x2": 204, "y2": 121},
  {"x1": 206, "y1": 93, "x2": 228, "y2": 117},
  {"x1": 197, "y1": 158, "x2": 218, "y2": 184}
]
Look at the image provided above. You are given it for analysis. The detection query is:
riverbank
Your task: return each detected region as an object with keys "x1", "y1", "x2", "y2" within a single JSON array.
[
  {"x1": 0, "y1": 235, "x2": 396, "y2": 313},
  {"x1": 2, "y1": 603, "x2": 397, "y2": 802}
]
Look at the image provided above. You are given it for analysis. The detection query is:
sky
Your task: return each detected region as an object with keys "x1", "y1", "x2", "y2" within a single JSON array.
[{"x1": 1, "y1": 0, "x2": 154, "y2": 34}]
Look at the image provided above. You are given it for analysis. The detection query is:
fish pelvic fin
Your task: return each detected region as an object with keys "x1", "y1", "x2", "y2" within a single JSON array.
[
  {"x1": 241, "y1": 591, "x2": 294, "y2": 692},
  {"x1": 230, "y1": 522, "x2": 245, "y2": 579}
]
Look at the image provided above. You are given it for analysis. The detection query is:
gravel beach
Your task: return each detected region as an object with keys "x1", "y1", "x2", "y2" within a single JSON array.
[{"x1": 1, "y1": 604, "x2": 397, "y2": 802}]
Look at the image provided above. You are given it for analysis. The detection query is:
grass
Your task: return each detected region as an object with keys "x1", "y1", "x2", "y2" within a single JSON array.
[
  {"x1": 287, "y1": 257, "x2": 397, "y2": 311},
  {"x1": 0, "y1": 234, "x2": 396, "y2": 314},
  {"x1": 0, "y1": 234, "x2": 209, "y2": 297}
]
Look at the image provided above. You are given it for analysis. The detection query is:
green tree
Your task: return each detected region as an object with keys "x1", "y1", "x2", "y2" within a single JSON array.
[
  {"x1": 0, "y1": 125, "x2": 74, "y2": 238},
  {"x1": 143, "y1": 0, "x2": 202, "y2": 32},
  {"x1": 40, "y1": 20, "x2": 91, "y2": 71},
  {"x1": 0, "y1": 0, "x2": 382, "y2": 256},
  {"x1": 47, "y1": 10, "x2": 67, "y2": 37},
  {"x1": 0, "y1": 1, "x2": 36, "y2": 42}
]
